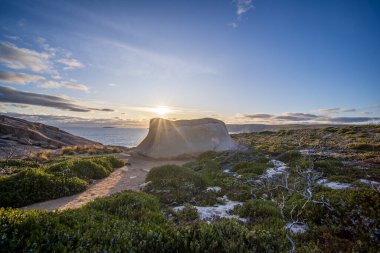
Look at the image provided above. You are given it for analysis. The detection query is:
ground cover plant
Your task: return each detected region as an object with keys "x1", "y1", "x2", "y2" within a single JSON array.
[
  {"x1": 0, "y1": 125, "x2": 379, "y2": 252},
  {"x1": 0, "y1": 156, "x2": 124, "y2": 208}
]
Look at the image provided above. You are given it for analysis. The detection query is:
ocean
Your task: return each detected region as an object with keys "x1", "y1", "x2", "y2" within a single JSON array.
[{"x1": 61, "y1": 127, "x2": 149, "y2": 147}]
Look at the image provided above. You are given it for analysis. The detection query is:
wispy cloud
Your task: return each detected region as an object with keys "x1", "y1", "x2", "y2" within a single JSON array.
[
  {"x1": 228, "y1": 22, "x2": 238, "y2": 29},
  {"x1": 57, "y1": 58, "x2": 84, "y2": 70},
  {"x1": 40, "y1": 80, "x2": 89, "y2": 92},
  {"x1": 0, "y1": 39, "x2": 89, "y2": 92},
  {"x1": 0, "y1": 42, "x2": 50, "y2": 73},
  {"x1": 239, "y1": 112, "x2": 379, "y2": 124},
  {"x1": 2, "y1": 112, "x2": 145, "y2": 128},
  {"x1": 319, "y1": 107, "x2": 356, "y2": 114},
  {"x1": 4, "y1": 35, "x2": 19, "y2": 41},
  {"x1": 236, "y1": 0, "x2": 254, "y2": 17},
  {"x1": 244, "y1": 113, "x2": 272, "y2": 119},
  {"x1": 229, "y1": 0, "x2": 254, "y2": 28},
  {"x1": 0, "y1": 71, "x2": 45, "y2": 85},
  {"x1": 0, "y1": 86, "x2": 111, "y2": 112}
]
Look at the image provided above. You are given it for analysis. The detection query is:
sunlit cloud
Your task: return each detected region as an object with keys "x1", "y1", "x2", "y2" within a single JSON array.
[
  {"x1": 0, "y1": 70, "x2": 45, "y2": 85},
  {"x1": 237, "y1": 112, "x2": 379, "y2": 124},
  {"x1": 319, "y1": 107, "x2": 356, "y2": 114},
  {"x1": 0, "y1": 42, "x2": 50, "y2": 73},
  {"x1": 40, "y1": 80, "x2": 89, "y2": 92},
  {"x1": 1, "y1": 112, "x2": 145, "y2": 128},
  {"x1": 57, "y1": 58, "x2": 84, "y2": 70},
  {"x1": 0, "y1": 86, "x2": 111, "y2": 112}
]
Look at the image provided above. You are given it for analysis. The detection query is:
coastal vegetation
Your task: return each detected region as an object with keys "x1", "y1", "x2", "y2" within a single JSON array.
[
  {"x1": 0, "y1": 156, "x2": 124, "y2": 207},
  {"x1": 0, "y1": 124, "x2": 379, "y2": 252}
]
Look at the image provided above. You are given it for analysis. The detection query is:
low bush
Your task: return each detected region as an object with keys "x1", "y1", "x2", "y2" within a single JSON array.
[
  {"x1": 86, "y1": 191, "x2": 163, "y2": 223},
  {"x1": 237, "y1": 199, "x2": 281, "y2": 221},
  {"x1": 0, "y1": 159, "x2": 39, "y2": 168},
  {"x1": 145, "y1": 165, "x2": 206, "y2": 204},
  {"x1": 0, "y1": 156, "x2": 123, "y2": 207},
  {"x1": 0, "y1": 169, "x2": 87, "y2": 207},
  {"x1": 295, "y1": 188, "x2": 380, "y2": 251},
  {"x1": 231, "y1": 161, "x2": 269, "y2": 175},
  {"x1": 349, "y1": 143, "x2": 380, "y2": 152},
  {"x1": 0, "y1": 191, "x2": 291, "y2": 252},
  {"x1": 314, "y1": 159, "x2": 344, "y2": 176},
  {"x1": 71, "y1": 159, "x2": 110, "y2": 179},
  {"x1": 45, "y1": 156, "x2": 124, "y2": 180},
  {"x1": 277, "y1": 150, "x2": 303, "y2": 164}
]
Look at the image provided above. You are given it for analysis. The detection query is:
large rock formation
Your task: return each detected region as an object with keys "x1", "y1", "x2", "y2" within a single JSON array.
[
  {"x1": 0, "y1": 115, "x2": 100, "y2": 149},
  {"x1": 137, "y1": 118, "x2": 237, "y2": 158}
]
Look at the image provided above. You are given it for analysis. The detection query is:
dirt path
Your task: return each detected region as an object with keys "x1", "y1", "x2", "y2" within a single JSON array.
[{"x1": 22, "y1": 155, "x2": 191, "y2": 211}]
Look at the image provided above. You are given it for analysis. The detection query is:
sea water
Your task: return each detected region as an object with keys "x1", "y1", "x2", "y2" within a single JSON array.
[{"x1": 61, "y1": 127, "x2": 148, "y2": 147}]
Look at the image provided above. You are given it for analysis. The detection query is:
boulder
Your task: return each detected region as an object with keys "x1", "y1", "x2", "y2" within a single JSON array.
[{"x1": 137, "y1": 118, "x2": 237, "y2": 158}]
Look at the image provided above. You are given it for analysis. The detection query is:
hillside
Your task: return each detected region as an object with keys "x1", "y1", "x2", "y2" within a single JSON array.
[{"x1": 0, "y1": 115, "x2": 100, "y2": 158}]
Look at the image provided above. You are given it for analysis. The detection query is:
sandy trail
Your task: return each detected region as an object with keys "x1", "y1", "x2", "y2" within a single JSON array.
[{"x1": 22, "y1": 154, "x2": 191, "y2": 211}]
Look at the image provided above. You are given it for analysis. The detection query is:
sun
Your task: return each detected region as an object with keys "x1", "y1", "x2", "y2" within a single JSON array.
[{"x1": 154, "y1": 106, "x2": 170, "y2": 116}]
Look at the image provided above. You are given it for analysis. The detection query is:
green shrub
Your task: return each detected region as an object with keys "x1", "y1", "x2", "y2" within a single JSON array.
[
  {"x1": 102, "y1": 155, "x2": 125, "y2": 168},
  {"x1": 145, "y1": 165, "x2": 206, "y2": 204},
  {"x1": 197, "y1": 151, "x2": 219, "y2": 161},
  {"x1": 44, "y1": 160, "x2": 76, "y2": 177},
  {"x1": 277, "y1": 150, "x2": 303, "y2": 164},
  {"x1": 85, "y1": 191, "x2": 164, "y2": 223},
  {"x1": 71, "y1": 159, "x2": 110, "y2": 179},
  {"x1": 219, "y1": 177, "x2": 252, "y2": 201},
  {"x1": 0, "y1": 169, "x2": 87, "y2": 207},
  {"x1": 236, "y1": 199, "x2": 282, "y2": 226},
  {"x1": 349, "y1": 143, "x2": 380, "y2": 152},
  {"x1": 299, "y1": 189, "x2": 380, "y2": 248},
  {"x1": 168, "y1": 204, "x2": 199, "y2": 224},
  {"x1": 231, "y1": 161, "x2": 269, "y2": 175},
  {"x1": 314, "y1": 159, "x2": 344, "y2": 176},
  {"x1": 45, "y1": 156, "x2": 123, "y2": 180},
  {"x1": 0, "y1": 159, "x2": 39, "y2": 168}
]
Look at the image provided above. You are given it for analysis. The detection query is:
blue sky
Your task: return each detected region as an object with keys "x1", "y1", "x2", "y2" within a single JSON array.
[{"x1": 0, "y1": 0, "x2": 379, "y2": 127}]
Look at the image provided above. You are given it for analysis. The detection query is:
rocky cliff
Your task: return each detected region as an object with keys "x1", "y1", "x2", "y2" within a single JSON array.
[
  {"x1": 137, "y1": 118, "x2": 237, "y2": 158},
  {"x1": 0, "y1": 115, "x2": 99, "y2": 149}
]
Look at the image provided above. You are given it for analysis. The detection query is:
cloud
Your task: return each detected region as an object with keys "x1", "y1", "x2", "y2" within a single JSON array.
[
  {"x1": 327, "y1": 117, "x2": 380, "y2": 123},
  {"x1": 319, "y1": 107, "x2": 357, "y2": 114},
  {"x1": 2, "y1": 112, "x2": 144, "y2": 128},
  {"x1": 276, "y1": 113, "x2": 319, "y2": 121},
  {"x1": 244, "y1": 113, "x2": 273, "y2": 119},
  {"x1": 40, "y1": 80, "x2": 89, "y2": 92},
  {"x1": 228, "y1": 22, "x2": 238, "y2": 28},
  {"x1": 240, "y1": 112, "x2": 379, "y2": 124},
  {"x1": 0, "y1": 71, "x2": 45, "y2": 84},
  {"x1": 4, "y1": 35, "x2": 19, "y2": 41},
  {"x1": 57, "y1": 58, "x2": 84, "y2": 70},
  {"x1": 108, "y1": 83, "x2": 117, "y2": 87},
  {"x1": 0, "y1": 42, "x2": 50, "y2": 73},
  {"x1": 229, "y1": 0, "x2": 254, "y2": 28},
  {"x1": 0, "y1": 86, "x2": 112, "y2": 112},
  {"x1": 36, "y1": 37, "x2": 58, "y2": 56},
  {"x1": 235, "y1": 0, "x2": 254, "y2": 17}
]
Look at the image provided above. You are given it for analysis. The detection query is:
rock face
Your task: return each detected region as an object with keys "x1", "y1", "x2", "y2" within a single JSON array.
[
  {"x1": 137, "y1": 118, "x2": 237, "y2": 158},
  {"x1": 0, "y1": 115, "x2": 99, "y2": 149}
]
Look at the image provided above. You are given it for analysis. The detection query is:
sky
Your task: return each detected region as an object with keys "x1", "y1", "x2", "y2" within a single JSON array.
[{"x1": 0, "y1": 0, "x2": 379, "y2": 127}]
